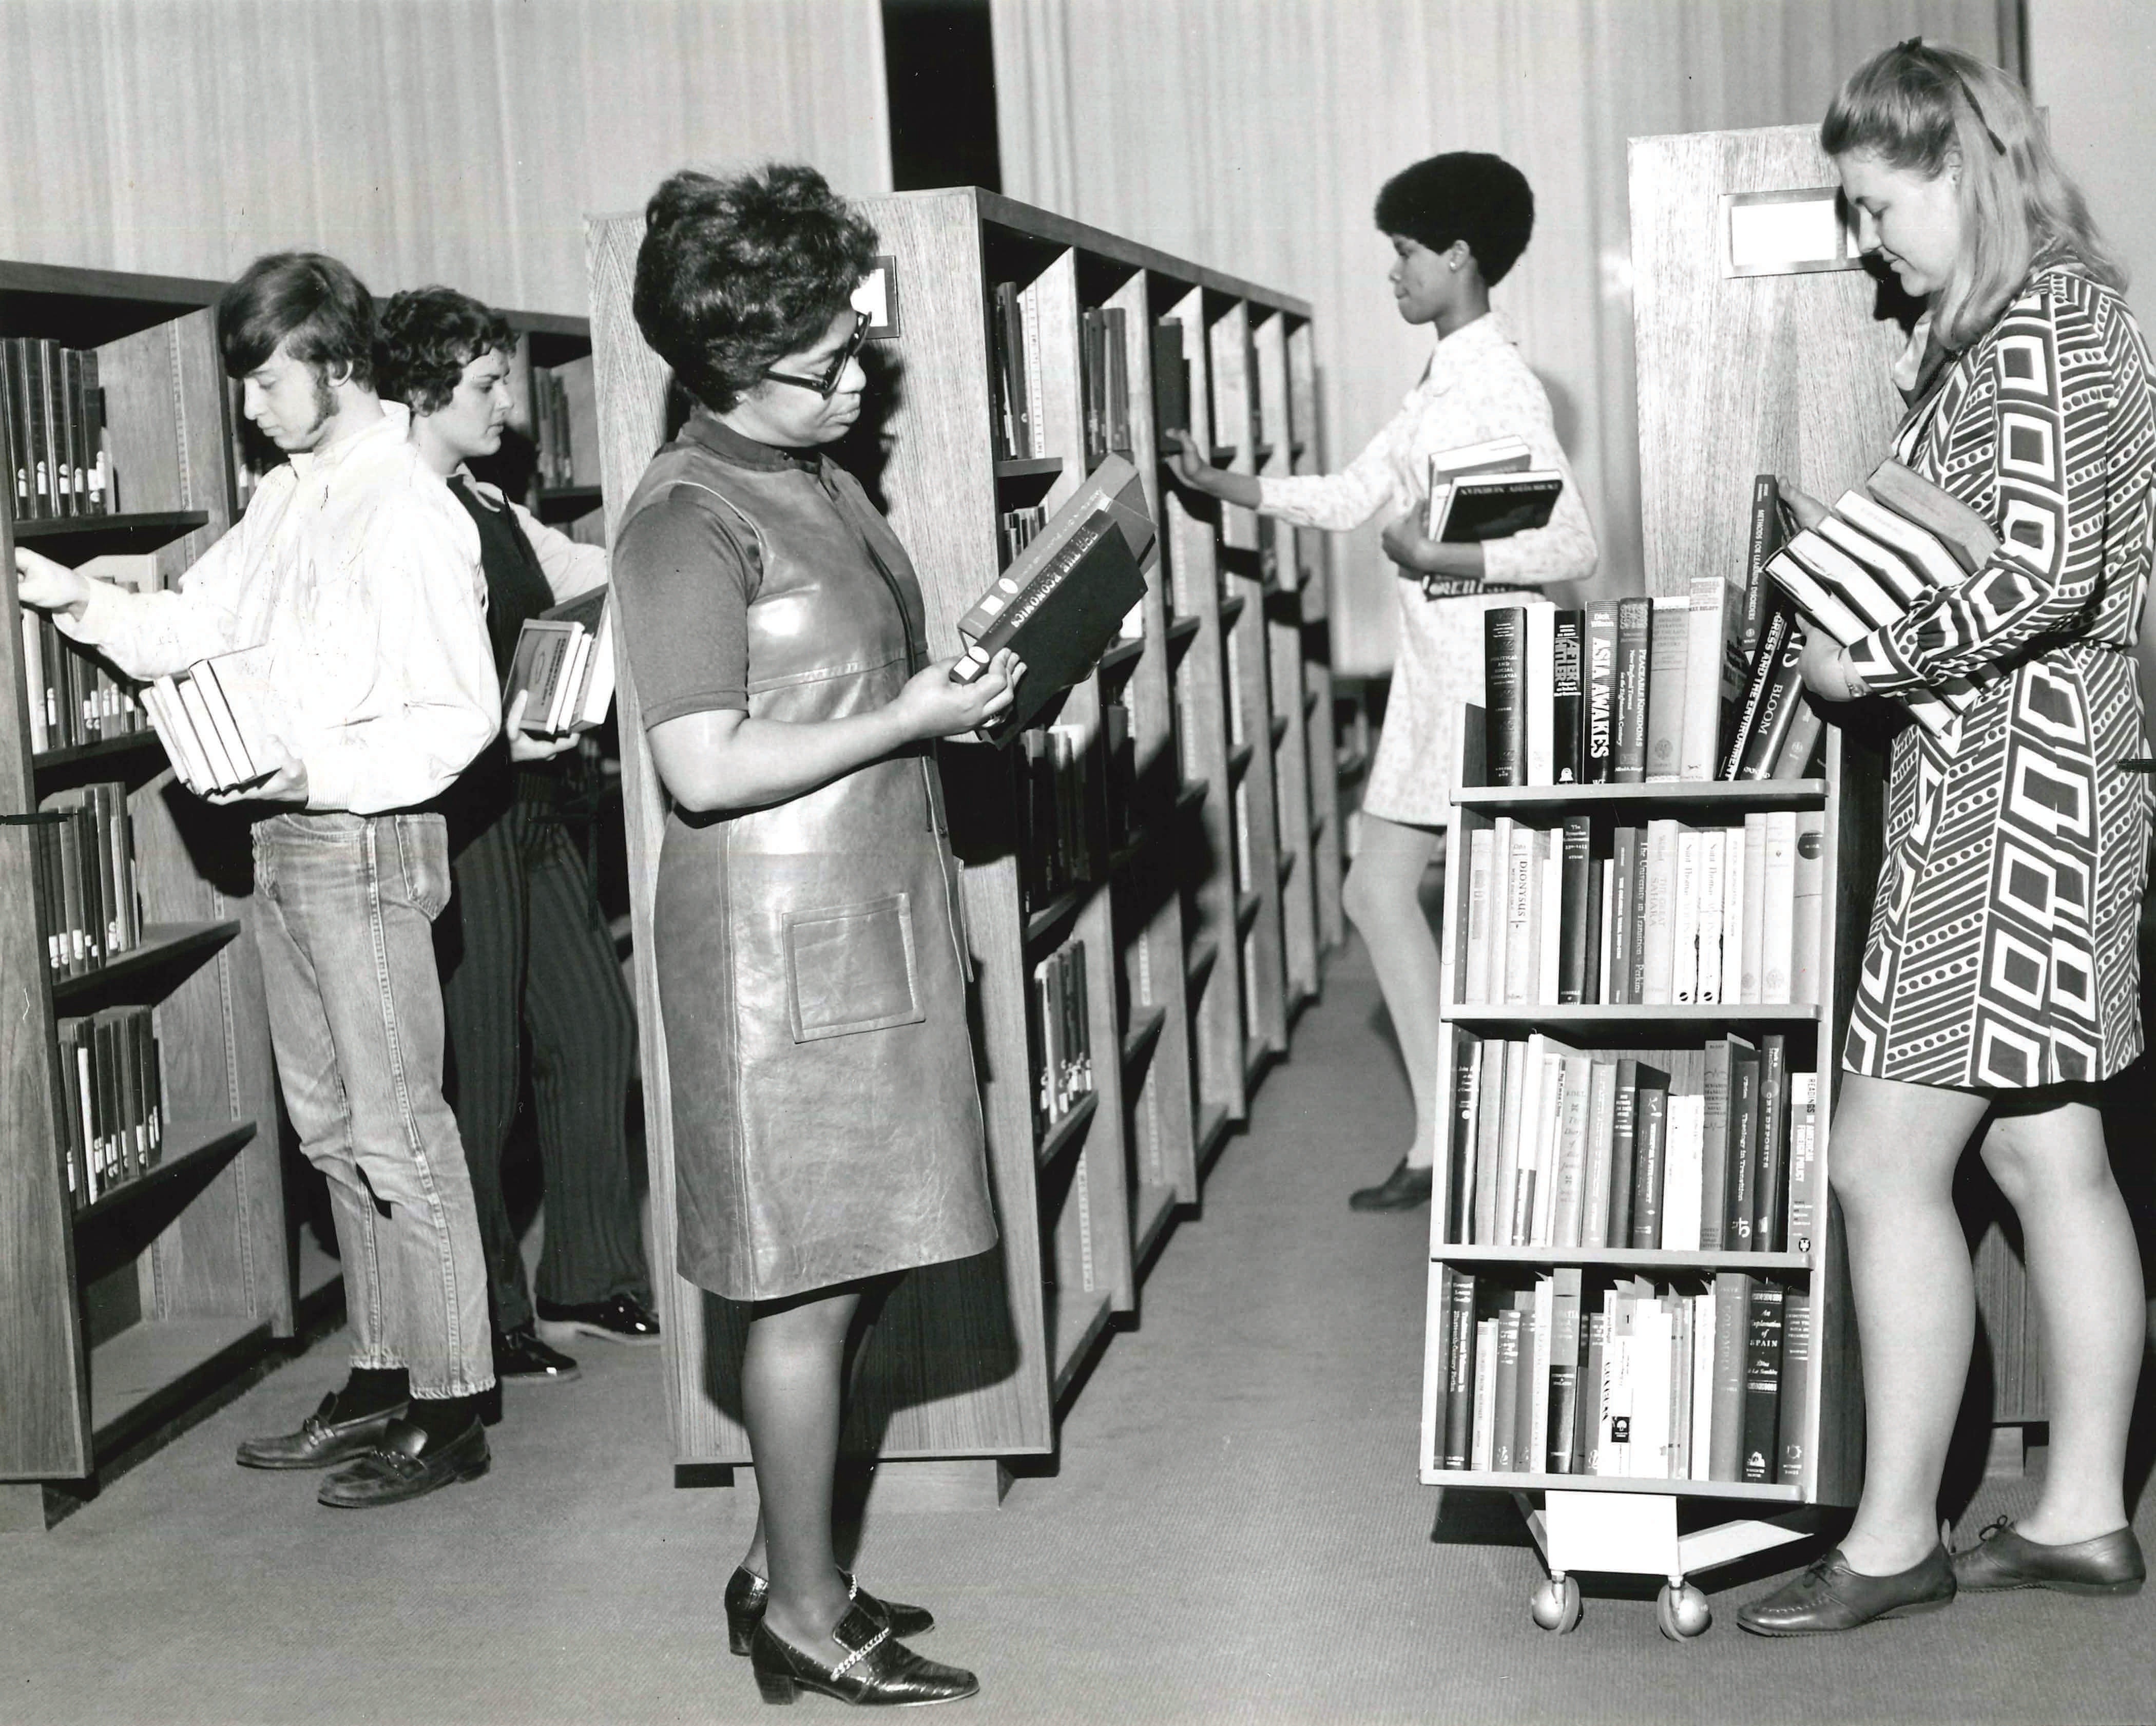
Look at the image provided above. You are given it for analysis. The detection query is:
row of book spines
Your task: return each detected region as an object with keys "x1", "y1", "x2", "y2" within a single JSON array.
[
  {"x1": 1433, "y1": 1270, "x2": 1811, "y2": 1489},
  {"x1": 1079, "y1": 307, "x2": 1135, "y2": 470},
  {"x1": 1441, "y1": 1033, "x2": 1817, "y2": 1255},
  {"x1": 1457, "y1": 811, "x2": 1826, "y2": 1010},
  {"x1": 998, "y1": 506, "x2": 1046, "y2": 569},
  {"x1": 530, "y1": 367, "x2": 578, "y2": 491},
  {"x1": 1031, "y1": 939, "x2": 1094, "y2": 1129},
  {"x1": 33, "y1": 782, "x2": 142, "y2": 977},
  {"x1": 1019, "y1": 705, "x2": 1141, "y2": 909},
  {"x1": 2, "y1": 336, "x2": 110, "y2": 520},
  {"x1": 1481, "y1": 590, "x2": 1820, "y2": 790},
  {"x1": 20, "y1": 610, "x2": 148, "y2": 755},
  {"x1": 56, "y1": 1006, "x2": 163, "y2": 1210}
]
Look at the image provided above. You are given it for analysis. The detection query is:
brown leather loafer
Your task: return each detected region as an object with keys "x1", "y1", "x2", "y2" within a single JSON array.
[
  {"x1": 1349, "y1": 1160, "x2": 1433, "y2": 1213},
  {"x1": 1953, "y1": 1518, "x2": 2146, "y2": 1596},
  {"x1": 316, "y1": 1417, "x2": 490, "y2": 1509},
  {"x1": 1736, "y1": 1545, "x2": 1955, "y2": 1636},
  {"x1": 235, "y1": 1392, "x2": 406, "y2": 1471}
]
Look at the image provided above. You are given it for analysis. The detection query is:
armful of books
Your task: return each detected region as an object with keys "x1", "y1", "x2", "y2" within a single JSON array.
[
  {"x1": 948, "y1": 453, "x2": 1154, "y2": 743},
  {"x1": 506, "y1": 586, "x2": 615, "y2": 739},
  {"x1": 138, "y1": 644, "x2": 283, "y2": 796},
  {"x1": 1423, "y1": 437, "x2": 1564, "y2": 542},
  {"x1": 1763, "y1": 457, "x2": 2001, "y2": 739}
]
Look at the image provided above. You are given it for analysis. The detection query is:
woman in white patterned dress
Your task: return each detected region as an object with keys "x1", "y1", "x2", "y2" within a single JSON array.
[
  {"x1": 1171, "y1": 151, "x2": 1596, "y2": 1212},
  {"x1": 1738, "y1": 43, "x2": 2150, "y2": 1637}
]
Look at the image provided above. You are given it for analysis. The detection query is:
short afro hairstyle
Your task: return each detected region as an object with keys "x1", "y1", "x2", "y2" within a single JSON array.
[
  {"x1": 1373, "y1": 153, "x2": 1535, "y2": 286},
  {"x1": 218, "y1": 251, "x2": 376, "y2": 386},
  {"x1": 632, "y1": 163, "x2": 878, "y2": 414},
  {"x1": 374, "y1": 287, "x2": 518, "y2": 415}
]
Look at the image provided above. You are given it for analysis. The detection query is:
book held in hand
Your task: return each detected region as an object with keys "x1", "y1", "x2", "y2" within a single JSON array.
[
  {"x1": 507, "y1": 585, "x2": 615, "y2": 737},
  {"x1": 949, "y1": 453, "x2": 1154, "y2": 741},
  {"x1": 141, "y1": 644, "x2": 283, "y2": 796}
]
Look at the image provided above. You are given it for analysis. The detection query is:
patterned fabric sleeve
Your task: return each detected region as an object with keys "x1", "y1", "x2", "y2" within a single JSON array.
[
  {"x1": 1847, "y1": 280, "x2": 2118, "y2": 695},
  {"x1": 1255, "y1": 398, "x2": 1415, "y2": 531}
]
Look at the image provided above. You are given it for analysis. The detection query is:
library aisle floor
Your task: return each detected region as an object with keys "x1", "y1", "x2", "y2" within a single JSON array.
[{"x1": 6, "y1": 938, "x2": 2153, "y2": 1724}]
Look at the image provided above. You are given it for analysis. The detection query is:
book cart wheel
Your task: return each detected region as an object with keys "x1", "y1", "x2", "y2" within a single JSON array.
[
  {"x1": 1656, "y1": 1579, "x2": 1711, "y2": 1641},
  {"x1": 1529, "y1": 1572, "x2": 1583, "y2": 1634}
]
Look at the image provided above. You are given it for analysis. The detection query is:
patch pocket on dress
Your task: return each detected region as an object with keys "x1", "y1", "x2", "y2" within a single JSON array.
[{"x1": 782, "y1": 893, "x2": 925, "y2": 1042}]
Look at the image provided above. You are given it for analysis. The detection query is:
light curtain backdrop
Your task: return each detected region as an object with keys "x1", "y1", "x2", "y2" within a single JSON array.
[
  {"x1": 0, "y1": 0, "x2": 892, "y2": 319},
  {"x1": 993, "y1": 0, "x2": 2012, "y2": 673}
]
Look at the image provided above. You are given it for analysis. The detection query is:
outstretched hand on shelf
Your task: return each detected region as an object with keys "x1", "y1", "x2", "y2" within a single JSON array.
[{"x1": 13, "y1": 545, "x2": 93, "y2": 619}]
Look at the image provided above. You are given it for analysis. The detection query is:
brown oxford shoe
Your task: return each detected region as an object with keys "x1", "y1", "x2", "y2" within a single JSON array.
[
  {"x1": 1953, "y1": 1518, "x2": 2145, "y2": 1596},
  {"x1": 1736, "y1": 1544, "x2": 1955, "y2": 1636}
]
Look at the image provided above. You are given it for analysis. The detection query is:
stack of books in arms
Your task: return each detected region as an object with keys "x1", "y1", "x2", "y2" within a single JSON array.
[
  {"x1": 991, "y1": 281, "x2": 1046, "y2": 462},
  {"x1": 1482, "y1": 470, "x2": 1882, "y2": 788},
  {"x1": 1433, "y1": 1262, "x2": 1811, "y2": 1489},
  {"x1": 2, "y1": 337, "x2": 111, "y2": 519},
  {"x1": 506, "y1": 587, "x2": 615, "y2": 738},
  {"x1": 1018, "y1": 724, "x2": 1106, "y2": 913},
  {"x1": 1079, "y1": 306, "x2": 1134, "y2": 470},
  {"x1": 138, "y1": 645, "x2": 279, "y2": 796},
  {"x1": 1764, "y1": 457, "x2": 2000, "y2": 738},
  {"x1": 33, "y1": 780, "x2": 141, "y2": 977},
  {"x1": 1420, "y1": 437, "x2": 1564, "y2": 599},
  {"x1": 1439, "y1": 1034, "x2": 1818, "y2": 1257},
  {"x1": 19, "y1": 556, "x2": 158, "y2": 754},
  {"x1": 1457, "y1": 808, "x2": 1826, "y2": 1009},
  {"x1": 54, "y1": 1006, "x2": 163, "y2": 1211},
  {"x1": 1030, "y1": 938, "x2": 1094, "y2": 1135}
]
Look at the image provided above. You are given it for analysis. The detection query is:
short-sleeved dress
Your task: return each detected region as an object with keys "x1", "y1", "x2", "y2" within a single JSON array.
[
  {"x1": 611, "y1": 412, "x2": 997, "y2": 1300},
  {"x1": 1257, "y1": 312, "x2": 1598, "y2": 824},
  {"x1": 1843, "y1": 257, "x2": 2156, "y2": 1089}
]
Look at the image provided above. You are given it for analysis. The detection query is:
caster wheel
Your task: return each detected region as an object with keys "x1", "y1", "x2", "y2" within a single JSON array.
[
  {"x1": 1656, "y1": 1581, "x2": 1710, "y2": 1640},
  {"x1": 1530, "y1": 1574, "x2": 1583, "y2": 1634}
]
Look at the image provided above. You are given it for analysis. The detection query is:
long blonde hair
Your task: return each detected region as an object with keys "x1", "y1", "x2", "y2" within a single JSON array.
[{"x1": 1821, "y1": 40, "x2": 2124, "y2": 349}]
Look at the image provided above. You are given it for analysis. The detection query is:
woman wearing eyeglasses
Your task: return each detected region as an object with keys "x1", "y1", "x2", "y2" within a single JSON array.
[
  {"x1": 611, "y1": 164, "x2": 1017, "y2": 1705},
  {"x1": 1737, "y1": 41, "x2": 2152, "y2": 1635}
]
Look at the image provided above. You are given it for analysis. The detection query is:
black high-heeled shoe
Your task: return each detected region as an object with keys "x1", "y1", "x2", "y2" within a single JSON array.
[
  {"x1": 725, "y1": 1566, "x2": 935, "y2": 1657},
  {"x1": 749, "y1": 1603, "x2": 976, "y2": 1707}
]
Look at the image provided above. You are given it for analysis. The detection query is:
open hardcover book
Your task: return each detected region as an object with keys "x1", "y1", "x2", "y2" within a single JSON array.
[
  {"x1": 138, "y1": 643, "x2": 283, "y2": 795},
  {"x1": 949, "y1": 452, "x2": 1153, "y2": 742},
  {"x1": 506, "y1": 585, "x2": 615, "y2": 737},
  {"x1": 1764, "y1": 458, "x2": 2001, "y2": 740}
]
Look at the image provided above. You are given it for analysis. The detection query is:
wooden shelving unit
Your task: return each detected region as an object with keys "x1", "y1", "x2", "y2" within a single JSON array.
[
  {"x1": 0, "y1": 259, "x2": 286, "y2": 1529},
  {"x1": 586, "y1": 189, "x2": 1343, "y2": 1505}
]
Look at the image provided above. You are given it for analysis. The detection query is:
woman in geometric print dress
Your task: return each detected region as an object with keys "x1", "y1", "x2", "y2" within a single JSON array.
[{"x1": 1740, "y1": 41, "x2": 2152, "y2": 1637}]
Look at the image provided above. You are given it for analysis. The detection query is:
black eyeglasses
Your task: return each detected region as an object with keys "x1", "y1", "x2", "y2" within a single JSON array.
[
  {"x1": 1900, "y1": 36, "x2": 2008, "y2": 157},
  {"x1": 763, "y1": 309, "x2": 871, "y2": 398}
]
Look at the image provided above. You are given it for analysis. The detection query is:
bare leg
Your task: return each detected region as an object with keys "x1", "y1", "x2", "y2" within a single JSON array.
[
  {"x1": 738, "y1": 1287, "x2": 860, "y2": 1650},
  {"x1": 1830, "y1": 1072, "x2": 1990, "y2": 1575},
  {"x1": 1340, "y1": 813, "x2": 1444, "y2": 1168},
  {"x1": 1977, "y1": 1097, "x2": 2142, "y2": 1546}
]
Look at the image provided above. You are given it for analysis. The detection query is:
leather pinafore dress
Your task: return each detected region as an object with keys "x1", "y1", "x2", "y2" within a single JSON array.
[{"x1": 618, "y1": 428, "x2": 995, "y2": 1301}]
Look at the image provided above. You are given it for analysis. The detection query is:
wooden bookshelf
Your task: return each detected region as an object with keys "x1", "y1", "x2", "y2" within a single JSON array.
[
  {"x1": 0, "y1": 260, "x2": 285, "y2": 1526},
  {"x1": 585, "y1": 189, "x2": 1341, "y2": 1501}
]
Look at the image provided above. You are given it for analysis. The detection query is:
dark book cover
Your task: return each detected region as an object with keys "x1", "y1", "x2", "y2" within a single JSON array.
[
  {"x1": 1551, "y1": 609, "x2": 1584, "y2": 783},
  {"x1": 1726, "y1": 1044, "x2": 1761, "y2": 1250},
  {"x1": 1736, "y1": 625, "x2": 1808, "y2": 780},
  {"x1": 25, "y1": 338, "x2": 54, "y2": 517},
  {"x1": 1483, "y1": 606, "x2": 1527, "y2": 787},
  {"x1": 1721, "y1": 603, "x2": 1794, "y2": 779},
  {"x1": 1577, "y1": 1308, "x2": 1607, "y2": 1473},
  {"x1": 1582, "y1": 827, "x2": 1605, "y2": 1005},
  {"x1": 1612, "y1": 596, "x2": 1651, "y2": 783},
  {"x1": 1769, "y1": 696, "x2": 1824, "y2": 780},
  {"x1": 1700, "y1": 1038, "x2": 1732, "y2": 1252},
  {"x1": 1627, "y1": 1065, "x2": 1670, "y2": 1250},
  {"x1": 1443, "y1": 1031, "x2": 1482, "y2": 1245},
  {"x1": 1607, "y1": 1058, "x2": 1641, "y2": 1245},
  {"x1": 1608, "y1": 823, "x2": 1638, "y2": 1007},
  {"x1": 1777, "y1": 1287, "x2": 1813, "y2": 1486},
  {"x1": 1557, "y1": 814, "x2": 1593, "y2": 1004},
  {"x1": 1151, "y1": 319, "x2": 1189, "y2": 438},
  {"x1": 1739, "y1": 474, "x2": 1787, "y2": 662},
  {"x1": 1442, "y1": 1272, "x2": 1477, "y2": 1469},
  {"x1": 1491, "y1": 1306, "x2": 1524, "y2": 1471},
  {"x1": 1546, "y1": 1267, "x2": 1584, "y2": 1474},
  {"x1": 1583, "y1": 599, "x2": 1619, "y2": 784},
  {"x1": 1754, "y1": 1034, "x2": 1789, "y2": 1253},
  {"x1": 1741, "y1": 1280, "x2": 1786, "y2": 1484},
  {"x1": 1, "y1": 338, "x2": 30, "y2": 517},
  {"x1": 1436, "y1": 473, "x2": 1564, "y2": 543}
]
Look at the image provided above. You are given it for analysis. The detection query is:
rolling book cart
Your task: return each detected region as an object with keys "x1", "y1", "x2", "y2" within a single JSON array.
[
  {"x1": 587, "y1": 190, "x2": 1340, "y2": 1507},
  {"x1": 0, "y1": 261, "x2": 286, "y2": 1529},
  {"x1": 1418, "y1": 705, "x2": 1875, "y2": 1636}
]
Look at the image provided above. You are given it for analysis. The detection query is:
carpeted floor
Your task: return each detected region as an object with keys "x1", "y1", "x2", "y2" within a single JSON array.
[{"x1": 4, "y1": 938, "x2": 2152, "y2": 1724}]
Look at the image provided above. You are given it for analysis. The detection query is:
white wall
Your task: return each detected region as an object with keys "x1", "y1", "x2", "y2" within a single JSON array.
[{"x1": 2027, "y1": 0, "x2": 2156, "y2": 326}]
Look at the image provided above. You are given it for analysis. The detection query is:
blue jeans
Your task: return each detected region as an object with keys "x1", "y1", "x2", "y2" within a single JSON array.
[{"x1": 252, "y1": 811, "x2": 495, "y2": 1397}]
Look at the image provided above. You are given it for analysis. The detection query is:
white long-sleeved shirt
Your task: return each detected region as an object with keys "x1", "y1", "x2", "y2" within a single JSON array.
[
  {"x1": 1256, "y1": 310, "x2": 1597, "y2": 587},
  {"x1": 456, "y1": 470, "x2": 609, "y2": 606},
  {"x1": 59, "y1": 402, "x2": 498, "y2": 814}
]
